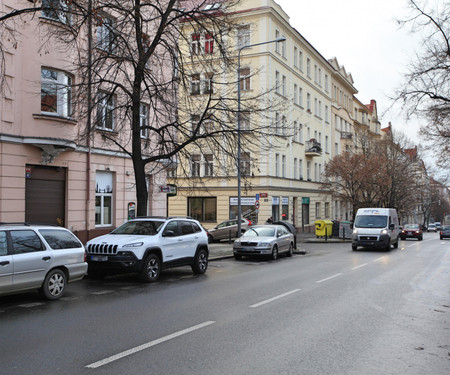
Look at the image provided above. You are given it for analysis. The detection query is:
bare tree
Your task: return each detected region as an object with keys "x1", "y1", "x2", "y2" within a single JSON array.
[
  {"x1": 1, "y1": 0, "x2": 283, "y2": 216},
  {"x1": 394, "y1": 0, "x2": 450, "y2": 171}
]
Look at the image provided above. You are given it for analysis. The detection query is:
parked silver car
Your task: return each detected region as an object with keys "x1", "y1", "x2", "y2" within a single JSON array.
[
  {"x1": 233, "y1": 224, "x2": 294, "y2": 260},
  {"x1": 0, "y1": 224, "x2": 87, "y2": 300},
  {"x1": 207, "y1": 218, "x2": 252, "y2": 243}
]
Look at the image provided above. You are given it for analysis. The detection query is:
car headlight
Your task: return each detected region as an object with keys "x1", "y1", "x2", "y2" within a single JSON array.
[
  {"x1": 123, "y1": 242, "x2": 144, "y2": 247},
  {"x1": 259, "y1": 242, "x2": 271, "y2": 247},
  {"x1": 381, "y1": 229, "x2": 388, "y2": 234},
  {"x1": 353, "y1": 229, "x2": 358, "y2": 234}
]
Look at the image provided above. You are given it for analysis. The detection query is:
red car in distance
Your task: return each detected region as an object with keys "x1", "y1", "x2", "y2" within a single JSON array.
[{"x1": 400, "y1": 224, "x2": 423, "y2": 241}]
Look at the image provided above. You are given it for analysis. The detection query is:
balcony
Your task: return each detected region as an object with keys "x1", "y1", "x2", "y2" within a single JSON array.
[
  {"x1": 305, "y1": 139, "x2": 322, "y2": 157},
  {"x1": 341, "y1": 132, "x2": 353, "y2": 140}
]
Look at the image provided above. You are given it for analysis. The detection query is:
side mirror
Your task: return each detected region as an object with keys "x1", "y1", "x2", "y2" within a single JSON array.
[
  {"x1": 163, "y1": 230, "x2": 176, "y2": 237},
  {"x1": 389, "y1": 224, "x2": 395, "y2": 230}
]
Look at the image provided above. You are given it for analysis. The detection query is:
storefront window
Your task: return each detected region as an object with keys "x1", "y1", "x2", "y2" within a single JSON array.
[
  {"x1": 229, "y1": 197, "x2": 257, "y2": 223},
  {"x1": 188, "y1": 197, "x2": 217, "y2": 222},
  {"x1": 281, "y1": 197, "x2": 289, "y2": 220},
  {"x1": 95, "y1": 171, "x2": 113, "y2": 226},
  {"x1": 272, "y1": 197, "x2": 280, "y2": 222}
]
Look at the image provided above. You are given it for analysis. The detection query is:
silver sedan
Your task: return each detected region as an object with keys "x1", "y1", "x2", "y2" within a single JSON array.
[{"x1": 233, "y1": 225, "x2": 294, "y2": 260}]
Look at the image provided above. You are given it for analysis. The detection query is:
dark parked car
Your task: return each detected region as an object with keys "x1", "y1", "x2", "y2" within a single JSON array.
[
  {"x1": 400, "y1": 224, "x2": 423, "y2": 241},
  {"x1": 207, "y1": 218, "x2": 252, "y2": 243},
  {"x1": 440, "y1": 225, "x2": 450, "y2": 240}
]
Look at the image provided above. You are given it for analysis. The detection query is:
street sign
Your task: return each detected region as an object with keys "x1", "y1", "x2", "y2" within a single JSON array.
[
  {"x1": 255, "y1": 200, "x2": 260, "y2": 209},
  {"x1": 260, "y1": 193, "x2": 268, "y2": 198},
  {"x1": 160, "y1": 184, "x2": 177, "y2": 196}
]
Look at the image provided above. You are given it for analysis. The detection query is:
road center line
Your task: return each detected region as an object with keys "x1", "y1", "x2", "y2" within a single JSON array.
[
  {"x1": 351, "y1": 263, "x2": 368, "y2": 271},
  {"x1": 373, "y1": 256, "x2": 386, "y2": 262},
  {"x1": 85, "y1": 321, "x2": 215, "y2": 369},
  {"x1": 316, "y1": 273, "x2": 343, "y2": 283},
  {"x1": 250, "y1": 289, "x2": 301, "y2": 308}
]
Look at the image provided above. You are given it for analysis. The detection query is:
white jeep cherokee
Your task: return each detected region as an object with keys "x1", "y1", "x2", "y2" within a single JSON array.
[{"x1": 86, "y1": 217, "x2": 209, "y2": 282}]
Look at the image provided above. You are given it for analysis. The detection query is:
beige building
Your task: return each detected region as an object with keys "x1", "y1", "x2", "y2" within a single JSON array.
[
  {"x1": 169, "y1": 0, "x2": 339, "y2": 232},
  {"x1": 0, "y1": 1, "x2": 167, "y2": 241}
]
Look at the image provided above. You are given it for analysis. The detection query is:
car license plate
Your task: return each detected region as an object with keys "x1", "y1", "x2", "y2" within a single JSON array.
[{"x1": 91, "y1": 255, "x2": 108, "y2": 262}]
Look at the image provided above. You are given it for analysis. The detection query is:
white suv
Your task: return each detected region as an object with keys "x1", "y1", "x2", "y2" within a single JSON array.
[
  {"x1": 86, "y1": 217, "x2": 209, "y2": 282},
  {"x1": 0, "y1": 223, "x2": 87, "y2": 300}
]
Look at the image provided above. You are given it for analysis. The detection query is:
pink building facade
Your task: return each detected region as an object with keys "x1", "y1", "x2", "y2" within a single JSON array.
[{"x1": 0, "y1": 1, "x2": 168, "y2": 242}]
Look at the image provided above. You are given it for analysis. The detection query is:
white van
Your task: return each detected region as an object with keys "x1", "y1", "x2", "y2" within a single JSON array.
[{"x1": 352, "y1": 208, "x2": 399, "y2": 251}]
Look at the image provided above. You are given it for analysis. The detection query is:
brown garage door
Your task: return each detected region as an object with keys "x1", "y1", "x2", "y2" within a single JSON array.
[{"x1": 25, "y1": 165, "x2": 66, "y2": 225}]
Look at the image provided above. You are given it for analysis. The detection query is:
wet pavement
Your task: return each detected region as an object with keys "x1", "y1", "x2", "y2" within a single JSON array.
[{"x1": 209, "y1": 233, "x2": 352, "y2": 260}]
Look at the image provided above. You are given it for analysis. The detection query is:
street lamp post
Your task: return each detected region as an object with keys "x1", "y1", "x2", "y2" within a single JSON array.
[{"x1": 236, "y1": 36, "x2": 286, "y2": 237}]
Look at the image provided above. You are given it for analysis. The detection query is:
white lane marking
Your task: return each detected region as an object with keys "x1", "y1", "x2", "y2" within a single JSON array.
[
  {"x1": 351, "y1": 263, "x2": 368, "y2": 271},
  {"x1": 250, "y1": 289, "x2": 301, "y2": 308},
  {"x1": 373, "y1": 256, "x2": 386, "y2": 262},
  {"x1": 316, "y1": 273, "x2": 343, "y2": 283},
  {"x1": 86, "y1": 321, "x2": 215, "y2": 369}
]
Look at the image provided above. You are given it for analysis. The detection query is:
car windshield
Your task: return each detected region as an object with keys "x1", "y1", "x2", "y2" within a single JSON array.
[
  {"x1": 354, "y1": 215, "x2": 388, "y2": 228},
  {"x1": 243, "y1": 227, "x2": 275, "y2": 237},
  {"x1": 429, "y1": 224, "x2": 435, "y2": 227},
  {"x1": 112, "y1": 220, "x2": 164, "y2": 235},
  {"x1": 443, "y1": 225, "x2": 450, "y2": 230},
  {"x1": 404, "y1": 224, "x2": 419, "y2": 229}
]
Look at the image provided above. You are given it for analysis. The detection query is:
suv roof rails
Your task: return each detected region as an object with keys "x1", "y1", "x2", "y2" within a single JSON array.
[
  {"x1": 0, "y1": 222, "x2": 59, "y2": 227},
  {"x1": 134, "y1": 216, "x2": 167, "y2": 219},
  {"x1": 167, "y1": 216, "x2": 194, "y2": 220}
]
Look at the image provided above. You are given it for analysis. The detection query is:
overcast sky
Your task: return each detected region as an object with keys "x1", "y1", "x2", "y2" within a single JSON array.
[{"x1": 274, "y1": 0, "x2": 424, "y2": 142}]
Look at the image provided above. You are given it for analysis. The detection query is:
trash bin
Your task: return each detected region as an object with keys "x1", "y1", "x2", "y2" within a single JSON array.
[
  {"x1": 315, "y1": 220, "x2": 333, "y2": 238},
  {"x1": 332, "y1": 220, "x2": 340, "y2": 237},
  {"x1": 339, "y1": 221, "x2": 352, "y2": 239}
]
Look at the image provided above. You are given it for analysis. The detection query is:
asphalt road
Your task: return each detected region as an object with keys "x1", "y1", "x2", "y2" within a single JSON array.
[{"x1": 0, "y1": 232, "x2": 449, "y2": 374}]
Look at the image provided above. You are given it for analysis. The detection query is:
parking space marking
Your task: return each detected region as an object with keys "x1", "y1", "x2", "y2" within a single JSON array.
[
  {"x1": 351, "y1": 263, "x2": 368, "y2": 271},
  {"x1": 250, "y1": 289, "x2": 301, "y2": 308},
  {"x1": 316, "y1": 273, "x2": 343, "y2": 283},
  {"x1": 86, "y1": 321, "x2": 216, "y2": 369}
]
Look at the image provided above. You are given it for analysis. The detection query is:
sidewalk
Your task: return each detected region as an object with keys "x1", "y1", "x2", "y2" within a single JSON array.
[{"x1": 208, "y1": 233, "x2": 352, "y2": 260}]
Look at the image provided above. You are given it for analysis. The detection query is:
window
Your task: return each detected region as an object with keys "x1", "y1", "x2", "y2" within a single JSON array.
[
  {"x1": 11, "y1": 231, "x2": 44, "y2": 254},
  {"x1": 293, "y1": 121, "x2": 298, "y2": 141},
  {"x1": 314, "y1": 98, "x2": 318, "y2": 115},
  {"x1": 275, "y1": 112, "x2": 280, "y2": 135},
  {"x1": 41, "y1": 68, "x2": 72, "y2": 117},
  {"x1": 294, "y1": 158, "x2": 298, "y2": 179},
  {"x1": 319, "y1": 100, "x2": 322, "y2": 118},
  {"x1": 294, "y1": 47, "x2": 298, "y2": 67},
  {"x1": 299, "y1": 50, "x2": 303, "y2": 71},
  {"x1": 237, "y1": 25, "x2": 250, "y2": 49},
  {"x1": 42, "y1": 0, "x2": 70, "y2": 24},
  {"x1": 315, "y1": 202, "x2": 321, "y2": 219},
  {"x1": 299, "y1": 87, "x2": 303, "y2": 107},
  {"x1": 275, "y1": 71, "x2": 280, "y2": 94},
  {"x1": 39, "y1": 229, "x2": 82, "y2": 249},
  {"x1": 241, "y1": 152, "x2": 251, "y2": 176},
  {"x1": 204, "y1": 33, "x2": 214, "y2": 54},
  {"x1": 95, "y1": 171, "x2": 113, "y2": 226},
  {"x1": 0, "y1": 231, "x2": 6, "y2": 255},
  {"x1": 282, "y1": 155, "x2": 286, "y2": 177},
  {"x1": 307, "y1": 58, "x2": 311, "y2": 78},
  {"x1": 239, "y1": 68, "x2": 250, "y2": 91},
  {"x1": 325, "y1": 105, "x2": 329, "y2": 123},
  {"x1": 188, "y1": 197, "x2": 217, "y2": 222},
  {"x1": 282, "y1": 116, "x2": 287, "y2": 136},
  {"x1": 282, "y1": 75, "x2": 286, "y2": 96},
  {"x1": 325, "y1": 202, "x2": 330, "y2": 218},
  {"x1": 140, "y1": 103, "x2": 149, "y2": 138},
  {"x1": 191, "y1": 33, "x2": 201, "y2": 54},
  {"x1": 239, "y1": 112, "x2": 251, "y2": 131},
  {"x1": 204, "y1": 154, "x2": 213, "y2": 176},
  {"x1": 96, "y1": 14, "x2": 115, "y2": 53},
  {"x1": 325, "y1": 74, "x2": 329, "y2": 92},
  {"x1": 275, "y1": 153, "x2": 280, "y2": 176},
  {"x1": 203, "y1": 72, "x2": 214, "y2": 94},
  {"x1": 307, "y1": 161, "x2": 311, "y2": 180},
  {"x1": 318, "y1": 68, "x2": 322, "y2": 86},
  {"x1": 281, "y1": 37, "x2": 286, "y2": 58},
  {"x1": 191, "y1": 114, "x2": 200, "y2": 135},
  {"x1": 191, "y1": 73, "x2": 201, "y2": 95},
  {"x1": 314, "y1": 64, "x2": 318, "y2": 83},
  {"x1": 191, "y1": 155, "x2": 201, "y2": 177},
  {"x1": 97, "y1": 91, "x2": 115, "y2": 130},
  {"x1": 325, "y1": 135, "x2": 329, "y2": 153},
  {"x1": 314, "y1": 163, "x2": 318, "y2": 181},
  {"x1": 294, "y1": 84, "x2": 298, "y2": 104},
  {"x1": 307, "y1": 93, "x2": 311, "y2": 111},
  {"x1": 275, "y1": 30, "x2": 280, "y2": 53},
  {"x1": 299, "y1": 159, "x2": 303, "y2": 179},
  {"x1": 299, "y1": 124, "x2": 303, "y2": 143}
]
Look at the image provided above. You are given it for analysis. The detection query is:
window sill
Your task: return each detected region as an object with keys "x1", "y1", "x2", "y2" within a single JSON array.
[{"x1": 33, "y1": 113, "x2": 77, "y2": 125}]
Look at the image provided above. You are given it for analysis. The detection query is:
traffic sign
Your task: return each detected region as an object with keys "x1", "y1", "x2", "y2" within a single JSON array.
[{"x1": 255, "y1": 200, "x2": 260, "y2": 209}]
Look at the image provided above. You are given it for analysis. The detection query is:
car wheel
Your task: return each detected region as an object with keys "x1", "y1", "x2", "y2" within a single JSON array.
[
  {"x1": 271, "y1": 245, "x2": 278, "y2": 260},
  {"x1": 440, "y1": 236, "x2": 443, "y2": 240},
  {"x1": 234, "y1": 254, "x2": 242, "y2": 260},
  {"x1": 139, "y1": 253, "x2": 161, "y2": 283},
  {"x1": 352, "y1": 245, "x2": 357, "y2": 251},
  {"x1": 40, "y1": 269, "x2": 66, "y2": 300},
  {"x1": 393, "y1": 239, "x2": 398, "y2": 249},
  {"x1": 400, "y1": 237, "x2": 405, "y2": 241},
  {"x1": 192, "y1": 249, "x2": 208, "y2": 274},
  {"x1": 419, "y1": 236, "x2": 423, "y2": 241},
  {"x1": 286, "y1": 243, "x2": 293, "y2": 257}
]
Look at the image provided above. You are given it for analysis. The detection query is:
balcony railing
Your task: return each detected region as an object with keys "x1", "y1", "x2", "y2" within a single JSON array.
[
  {"x1": 341, "y1": 132, "x2": 353, "y2": 140},
  {"x1": 305, "y1": 139, "x2": 322, "y2": 156}
]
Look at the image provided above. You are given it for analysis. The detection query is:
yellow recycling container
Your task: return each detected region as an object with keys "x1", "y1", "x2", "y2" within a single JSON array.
[{"x1": 315, "y1": 220, "x2": 333, "y2": 237}]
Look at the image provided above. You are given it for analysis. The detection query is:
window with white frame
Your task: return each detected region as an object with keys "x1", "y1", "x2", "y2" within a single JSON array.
[
  {"x1": 275, "y1": 30, "x2": 280, "y2": 53},
  {"x1": 275, "y1": 153, "x2": 280, "y2": 176},
  {"x1": 281, "y1": 36, "x2": 286, "y2": 58},
  {"x1": 293, "y1": 121, "x2": 298, "y2": 141},
  {"x1": 314, "y1": 98, "x2": 318, "y2": 115},
  {"x1": 191, "y1": 155, "x2": 201, "y2": 177},
  {"x1": 204, "y1": 33, "x2": 214, "y2": 54},
  {"x1": 275, "y1": 112, "x2": 280, "y2": 135},
  {"x1": 315, "y1": 202, "x2": 321, "y2": 219},
  {"x1": 314, "y1": 163, "x2": 318, "y2": 181},
  {"x1": 299, "y1": 123, "x2": 303, "y2": 143},
  {"x1": 307, "y1": 161, "x2": 311, "y2": 180},
  {"x1": 275, "y1": 71, "x2": 280, "y2": 94},
  {"x1": 239, "y1": 67, "x2": 251, "y2": 91},
  {"x1": 294, "y1": 84, "x2": 298, "y2": 104},
  {"x1": 241, "y1": 152, "x2": 251, "y2": 176},
  {"x1": 294, "y1": 158, "x2": 298, "y2": 179},
  {"x1": 325, "y1": 135, "x2": 329, "y2": 153},
  {"x1": 307, "y1": 58, "x2": 311, "y2": 78},
  {"x1": 95, "y1": 171, "x2": 113, "y2": 226},
  {"x1": 203, "y1": 72, "x2": 214, "y2": 94},
  {"x1": 191, "y1": 73, "x2": 201, "y2": 95},
  {"x1": 307, "y1": 93, "x2": 311, "y2": 111},
  {"x1": 319, "y1": 100, "x2": 322, "y2": 118},
  {"x1": 299, "y1": 87, "x2": 303, "y2": 107},
  {"x1": 191, "y1": 33, "x2": 201, "y2": 54},
  {"x1": 299, "y1": 50, "x2": 303, "y2": 71},
  {"x1": 318, "y1": 68, "x2": 322, "y2": 86},
  {"x1": 314, "y1": 64, "x2": 318, "y2": 83},
  {"x1": 42, "y1": 0, "x2": 70, "y2": 24},
  {"x1": 325, "y1": 74, "x2": 329, "y2": 92},
  {"x1": 299, "y1": 159, "x2": 303, "y2": 179},
  {"x1": 237, "y1": 25, "x2": 251, "y2": 49},
  {"x1": 294, "y1": 47, "x2": 298, "y2": 67},
  {"x1": 282, "y1": 155, "x2": 286, "y2": 177},
  {"x1": 282, "y1": 116, "x2": 287, "y2": 136},
  {"x1": 239, "y1": 111, "x2": 251, "y2": 131},
  {"x1": 204, "y1": 154, "x2": 213, "y2": 176},
  {"x1": 282, "y1": 75, "x2": 286, "y2": 96},
  {"x1": 325, "y1": 202, "x2": 330, "y2": 218},
  {"x1": 96, "y1": 13, "x2": 116, "y2": 53},
  {"x1": 41, "y1": 68, "x2": 72, "y2": 117},
  {"x1": 325, "y1": 105, "x2": 329, "y2": 123},
  {"x1": 140, "y1": 103, "x2": 149, "y2": 138},
  {"x1": 96, "y1": 91, "x2": 115, "y2": 130}
]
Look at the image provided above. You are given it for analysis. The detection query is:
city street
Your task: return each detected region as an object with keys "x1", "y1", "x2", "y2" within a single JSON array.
[{"x1": 0, "y1": 233, "x2": 449, "y2": 374}]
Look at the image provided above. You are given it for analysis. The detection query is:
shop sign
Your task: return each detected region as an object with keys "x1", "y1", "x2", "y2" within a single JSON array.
[
  {"x1": 302, "y1": 197, "x2": 310, "y2": 204},
  {"x1": 282, "y1": 197, "x2": 289, "y2": 205},
  {"x1": 272, "y1": 197, "x2": 280, "y2": 205},
  {"x1": 230, "y1": 197, "x2": 256, "y2": 206}
]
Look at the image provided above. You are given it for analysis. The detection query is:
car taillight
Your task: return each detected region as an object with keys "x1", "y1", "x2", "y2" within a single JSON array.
[
  {"x1": 84, "y1": 251, "x2": 87, "y2": 262},
  {"x1": 248, "y1": 220, "x2": 252, "y2": 226}
]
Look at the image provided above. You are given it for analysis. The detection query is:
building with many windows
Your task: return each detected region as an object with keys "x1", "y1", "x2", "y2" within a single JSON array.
[{"x1": 0, "y1": 1, "x2": 167, "y2": 241}]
